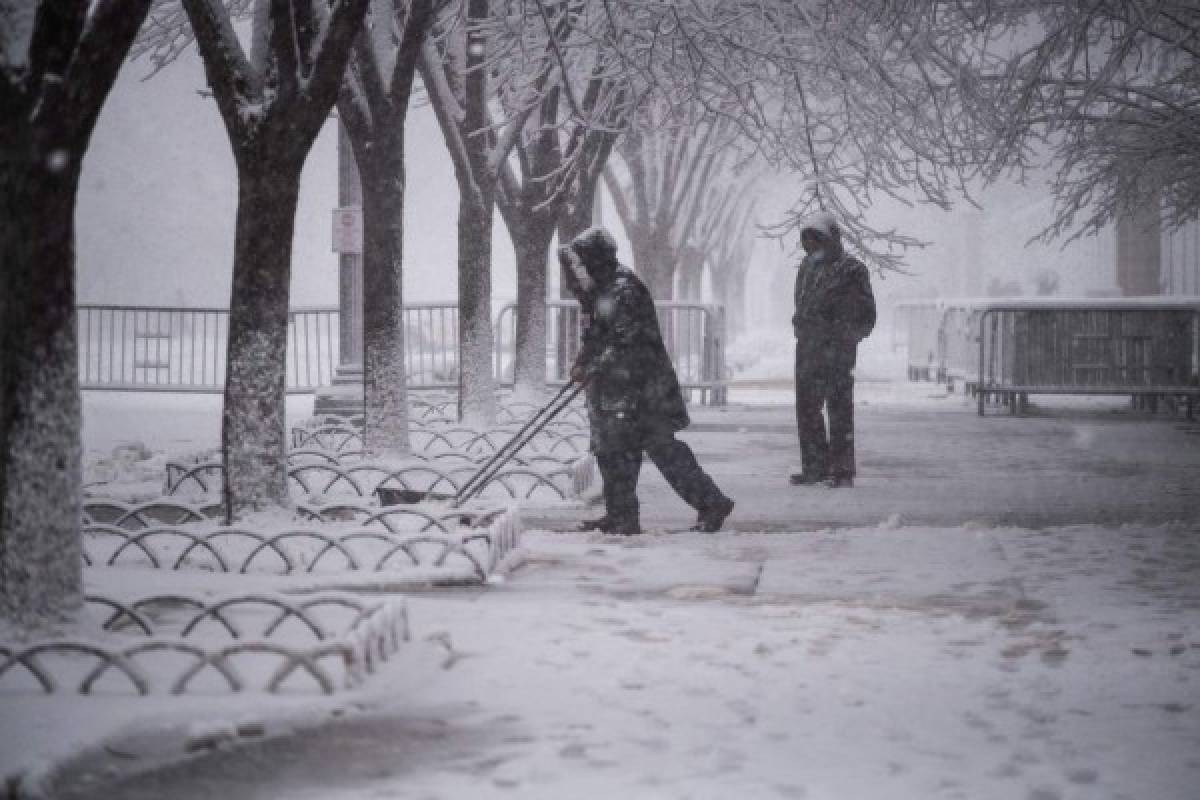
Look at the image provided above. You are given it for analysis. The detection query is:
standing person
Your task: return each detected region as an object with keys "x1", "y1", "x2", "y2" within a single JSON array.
[
  {"x1": 790, "y1": 211, "x2": 876, "y2": 488},
  {"x1": 559, "y1": 228, "x2": 735, "y2": 536}
]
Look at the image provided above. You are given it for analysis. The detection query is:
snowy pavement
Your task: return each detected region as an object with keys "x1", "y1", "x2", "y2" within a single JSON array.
[
  {"x1": 538, "y1": 382, "x2": 1200, "y2": 531},
  {"x1": 47, "y1": 525, "x2": 1200, "y2": 800},
  {"x1": 5, "y1": 383, "x2": 1200, "y2": 799}
]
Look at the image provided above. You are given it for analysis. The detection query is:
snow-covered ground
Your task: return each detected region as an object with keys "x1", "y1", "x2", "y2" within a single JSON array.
[{"x1": 3, "y1": 380, "x2": 1199, "y2": 799}]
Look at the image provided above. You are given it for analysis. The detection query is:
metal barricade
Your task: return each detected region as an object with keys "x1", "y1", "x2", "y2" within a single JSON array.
[
  {"x1": 401, "y1": 302, "x2": 460, "y2": 390},
  {"x1": 976, "y1": 299, "x2": 1200, "y2": 415},
  {"x1": 494, "y1": 300, "x2": 728, "y2": 405},
  {"x1": 80, "y1": 300, "x2": 728, "y2": 403},
  {"x1": 78, "y1": 305, "x2": 338, "y2": 393},
  {"x1": 898, "y1": 300, "x2": 965, "y2": 381},
  {"x1": 941, "y1": 306, "x2": 983, "y2": 387}
]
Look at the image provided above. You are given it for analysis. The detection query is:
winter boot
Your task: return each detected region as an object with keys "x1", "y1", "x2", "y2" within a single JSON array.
[
  {"x1": 608, "y1": 517, "x2": 643, "y2": 536},
  {"x1": 692, "y1": 496, "x2": 735, "y2": 533}
]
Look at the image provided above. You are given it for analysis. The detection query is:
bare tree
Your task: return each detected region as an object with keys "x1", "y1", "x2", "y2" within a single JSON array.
[
  {"x1": 338, "y1": 0, "x2": 436, "y2": 453},
  {"x1": 604, "y1": 106, "x2": 738, "y2": 299},
  {"x1": 492, "y1": 0, "x2": 630, "y2": 395},
  {"x1": 708, "y1": 198, "x2": 759, "y2": 336},
  {"x1": 981, "y1": 1, "x2": 1200, "y2": 241},
  {"x1": 417, "y1": 0, "x2": 547, "y2": 422},
  {"x1": 1, "y1": 0, "x2": 155, "y2": 623},
  {"x1": 181, "y1": 0, "x2": 368, "y2": 519},
  {"x1": 586, "y1": 1, "x2": 1005, "y2": 273},
  {"x1": 675, "y1": 170, "x2": 759, "y2": 321}
]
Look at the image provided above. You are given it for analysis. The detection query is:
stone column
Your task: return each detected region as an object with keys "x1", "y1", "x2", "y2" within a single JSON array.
[
  {"x1": 1116, "y1": 193, "x2": 1162, "y2": 296},
  {"x1": 315, "y1": 120, "x2": 366, "y2": 414}
]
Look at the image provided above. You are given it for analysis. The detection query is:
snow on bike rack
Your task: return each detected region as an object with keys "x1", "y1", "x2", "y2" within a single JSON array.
[{"x1": 0, "y1": 592, "x2": 407, "y2": 695}]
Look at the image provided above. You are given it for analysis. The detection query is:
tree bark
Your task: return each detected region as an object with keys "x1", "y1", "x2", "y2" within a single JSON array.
[
  {"x1": 183, "y1": 0, "x2": 369, "y2": 519},
  {"x1": 419, "y1": 0, "x2": 501, "y2": 425},
  {"x1": 355, "y1": 138, "x2": 411, "y2": 454},
  {"x1": 553, "y1": 175, "x2": 603, "y2": 378},
  {"x1": 677, "y1": 245, "x2": 705, "y2": 302},
  {"x1": 511, "y1": 215, "x2": 556, "y2": 396},
  {"x1": 728, "y1": 271, "x2": 748, "y2": 335},
  {"x1": 0, "y1": 0, "x2": 154, "y2": 624},
  {"x1": 559, "y1": 186, "x2": 597, "y2": 246},
  {"x1": 334, "y1": 0, "x2": 432, "y2": 453},
  {"x1": 220, "y1": 161, "x2": 303, "y2": 519},
  {"x1": 0, "y1": 161, "x2": 83, "y2": 625},
  {"x1": 628, "y1": 225, "x2": 674, "y2": 300},
  {"x1": 458, "y1": 192, "x2": 497, "y2": 425}
]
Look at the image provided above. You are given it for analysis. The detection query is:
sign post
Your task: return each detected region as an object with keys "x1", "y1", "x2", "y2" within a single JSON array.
[{"x1": 332, "y1": 207, "x2": 363, "y2": 254}]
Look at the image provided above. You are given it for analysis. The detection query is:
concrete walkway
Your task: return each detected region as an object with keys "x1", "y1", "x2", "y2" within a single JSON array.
[
  {"x1": 54, "y1": 523, "x2": 1200, "y2": 800},
  {"x1": 534, "y1": 383, "x2": 1200, "y2": 532},
  {"x1": 45, "y1": 385, "x2": 1200, "y2": 799}
]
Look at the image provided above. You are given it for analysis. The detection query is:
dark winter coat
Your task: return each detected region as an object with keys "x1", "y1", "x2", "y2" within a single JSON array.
[
  {"x1": 792, "y1": 252, "x2": 876, "y2": 370},
  {"x1": 577, "y1": 266, "x2": 689, "y2": 452}
]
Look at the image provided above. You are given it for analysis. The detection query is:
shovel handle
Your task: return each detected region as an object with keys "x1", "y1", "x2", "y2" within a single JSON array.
[{"x1": 453, "y1": 382, "x2": 586, "y2": 507}]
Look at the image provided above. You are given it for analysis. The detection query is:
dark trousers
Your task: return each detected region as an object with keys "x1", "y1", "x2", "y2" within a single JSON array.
[
  {"x1": 795, "y1": 342, "x2": 857, "y2": 479},
  {"x1": 595, "y1": 431, "x2": 727, "y2": 526}
]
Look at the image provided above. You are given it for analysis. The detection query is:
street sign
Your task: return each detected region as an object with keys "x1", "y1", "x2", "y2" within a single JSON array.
[{"x1": 332, "y1": 206, "x2": 363, "y2": 254}]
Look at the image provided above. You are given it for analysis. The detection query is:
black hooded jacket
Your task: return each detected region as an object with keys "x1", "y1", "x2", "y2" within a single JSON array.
[
  {"x1": 792, "y1": 251, "x2": 876, "y2": 362},
  {"x1": 576, "y1": 265, "x2": 689, "y2": 449}
]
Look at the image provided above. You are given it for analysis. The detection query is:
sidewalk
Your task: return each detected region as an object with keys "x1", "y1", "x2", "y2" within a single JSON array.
[
  {"x1": 49, "y1": 524, "x2": 1200, "y2": 800},
  {"x1": 535, "y1": 381, "x2": 1200, "y2": 531},
  {"x1": 13, "y1": 383, "x2": 1200, "y2": 799}
]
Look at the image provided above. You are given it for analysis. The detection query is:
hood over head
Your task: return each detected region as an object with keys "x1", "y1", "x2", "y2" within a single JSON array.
[
  {"x1": 798, "y1": 210, "x2": 840, "y2": 242},
  {"x1": 570, "y1": 227, "x2": 620, "y2": 282}
]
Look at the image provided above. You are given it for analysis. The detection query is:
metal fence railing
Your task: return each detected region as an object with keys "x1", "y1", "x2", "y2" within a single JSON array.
[
  {"x1": 79, "y1": 301, "x2": 729, "y2": 404},
  {"x1": 976, "y1": 300, "x2": 1200, "y2": 415},
  {"x1": 493, "y1": 300, "x2": 727, "y2": 405},
  {"x1": 78, "y1": 305, "x2": 339, "y2": 393},
  {"x1": 896, "y1": 298, "x2": 1200, "y2": 415},
  {"x1": 402, "y1": 302, "x2": 460, "y2": 390}
]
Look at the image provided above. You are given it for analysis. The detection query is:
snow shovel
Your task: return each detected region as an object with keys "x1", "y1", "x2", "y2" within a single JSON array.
[{"x1": 375, "y1": 381, "x2": 587, "y2": 509}]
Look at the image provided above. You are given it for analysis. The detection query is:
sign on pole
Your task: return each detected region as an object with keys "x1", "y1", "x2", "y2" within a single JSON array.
[{"x1": 332, "y1": 206, "x2": 363, "y2": 254}]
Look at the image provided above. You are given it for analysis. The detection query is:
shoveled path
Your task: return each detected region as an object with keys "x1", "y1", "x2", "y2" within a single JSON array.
[
  {"x1": 45, "y1": 384, "x2": 1200, "y2": 800},
  {"x1": 531, "y1": 383, "x2": 1200, "y2": 532}
]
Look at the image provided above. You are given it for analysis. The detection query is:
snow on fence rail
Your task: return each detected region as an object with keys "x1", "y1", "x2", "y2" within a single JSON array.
[
  {"x1": 77, "y1": 301, "x2": 729, "y2": 403},
  {"x1": 0, "y1": 592, "x2": 407, "y2": 695},
  {"x1": 896, "y1": 298, "x2": 1200, "y2": 415}
]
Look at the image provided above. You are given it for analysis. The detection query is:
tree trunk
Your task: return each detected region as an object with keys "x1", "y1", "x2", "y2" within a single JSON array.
[
  {"x1": 458, "y1": 193, "x2": 497, "y2": 425},
  {"x1": 559, "y1": 186, "x2": 596, "y2": 248},
  {"x1": 710, "y1": 267, "x2": 731, "y2": 317},
  {"x1": 0, "y1": 160, "x2": 84, "y2": 625},
  {"x1": 221, "y1": 162, "x2": 303, "y2": 520},
  {"x1": 728, "y1": 278, "x2": 745, "y2": 335},
  {"x1": 628, "y1": 225, "x2": 674, "y2": 300},
  {"x1": 553, "y1": 181, "x2": 600, "y2": 379},
  {"x1": 677, "y1": 247, "x2": 705, "y2": 302},
  {"x1": 359, "y1": 147, "x2": 411, "y2": 454},
  {"x1": 512, "y1": 216, "x2": 555, "y2": 397}
]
